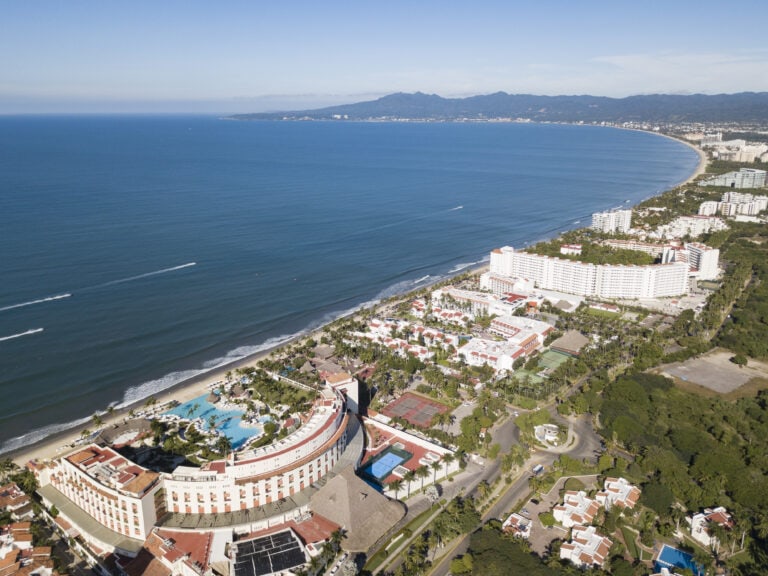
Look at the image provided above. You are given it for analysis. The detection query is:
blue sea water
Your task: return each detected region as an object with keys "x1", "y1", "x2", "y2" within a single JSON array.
[{"x1": 0, "y1": 116, "x2": 699, "y2": 453}]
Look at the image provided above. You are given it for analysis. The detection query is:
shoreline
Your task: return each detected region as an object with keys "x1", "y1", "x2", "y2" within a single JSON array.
[{"x1": 6, "y1": 131, "x2": 706, "y2": 468}]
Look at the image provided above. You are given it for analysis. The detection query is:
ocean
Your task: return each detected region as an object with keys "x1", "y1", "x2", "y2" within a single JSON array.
[{"x1": 0, "y1": 117, "x2": 699, "y2": 453}]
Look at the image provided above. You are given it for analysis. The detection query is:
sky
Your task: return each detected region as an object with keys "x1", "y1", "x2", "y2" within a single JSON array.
[{"x1": 2, "y1": 0, "x2": 768, "y2": 113}]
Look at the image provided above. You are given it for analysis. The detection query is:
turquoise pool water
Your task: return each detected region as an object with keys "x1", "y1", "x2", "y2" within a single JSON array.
[
  {"x1": 165, "y1": 393, "x2": 263, "y2": 450},
  {"x1": 655, "y1": 545, "x2": 703, "y2": 576},
  {"x1": 361, "y1": 446, "x2": 413, "y2": 482}
]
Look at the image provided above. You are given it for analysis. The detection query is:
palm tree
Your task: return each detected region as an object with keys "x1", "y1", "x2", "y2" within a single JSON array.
[
  {"x1": 329, "y1": 529, "x2": 346, "y2": 553},
  {"x1": 442, "y1": 453, "x2": 455, "y2": 479},
  {"x1": 431, "y1": 460, "x2": 441, "y2": 484},
  {"x1": 387, "y1": 479, "x2": 403, "y2": 500},
  {"x1": 416, "y1": 465, "x2": 430, "y2": 491},
  {"x1": 404, "y1": 470, "x2": 416, "y2": 497}
]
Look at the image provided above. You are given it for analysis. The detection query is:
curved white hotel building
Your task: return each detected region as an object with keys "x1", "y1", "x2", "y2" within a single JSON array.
[
  {"x1": 164, "y1": 387, "x2": 349, "y2": 515},
  {"x1": 36, "y1": 385, "x2": 354, "y2": 556},
  {"x1": 489, "y1": 246, "x2": 688, "y2": 299}
]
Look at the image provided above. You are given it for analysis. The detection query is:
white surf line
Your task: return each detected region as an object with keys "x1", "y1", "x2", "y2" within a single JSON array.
[
  {"x1": 449, "y1": 205, "x2": 463, "y2": 211},
  {"x1": 0, "y1": 293, "x2": 71, "y2": 313},
  {"x1": 93, "y1": 262, "x2": 197, "y2": 288},
  {"x1": 0, "y1": 328, "x2": 44, "y2": 342}
]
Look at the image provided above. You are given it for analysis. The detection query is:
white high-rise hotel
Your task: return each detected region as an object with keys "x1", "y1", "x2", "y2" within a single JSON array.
[
  {"x1": 591, "y1": 209, "x2": 632, "y2": 234},
  {"x1": 489, "y1": 246, "x2": 688, "y2": 299}
]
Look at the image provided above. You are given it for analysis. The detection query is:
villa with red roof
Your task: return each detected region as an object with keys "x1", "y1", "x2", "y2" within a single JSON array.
[
  {"x1": 553, "y1": 491, "x2": 600, "y2": 528},
  {"x1": 595, "y1": 477, "x2": 641, "y2": 511},
  {"x1": 688, "y1": 506, "x2": 734, "y2": 548},
  {"x1": 560, "y1": 525, "x2": 612, "y2": 568}
]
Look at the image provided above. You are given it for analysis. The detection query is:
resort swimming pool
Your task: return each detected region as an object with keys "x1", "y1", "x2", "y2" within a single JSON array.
[
  {"x1": 655, "y1": 544, "x2": 703, "y2": 576},
  {"x1": 165, "y1": 393, "x2": 266, "y2": 450},
  {"x1": 361, "y1": 446, "x2": 412, "y2": 482}
]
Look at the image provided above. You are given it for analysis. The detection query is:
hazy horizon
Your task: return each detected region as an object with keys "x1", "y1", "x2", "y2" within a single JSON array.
[{"x1": 3, "y1": 1, "x2": 768, "y2": 114}]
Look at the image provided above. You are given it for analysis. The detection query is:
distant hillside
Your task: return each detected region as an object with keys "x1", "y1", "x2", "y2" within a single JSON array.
[{"x1": 232, "y1": 91, "x2": 768, "y2": 123}]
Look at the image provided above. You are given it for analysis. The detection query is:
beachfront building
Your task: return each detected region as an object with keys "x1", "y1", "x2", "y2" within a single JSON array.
[
  {"x1": 163, "y1": 387, "x2": 350, "y2": 518},
  {"x1": 32, "y1": 385, "x2": 358, "y2": 560},
  {"x1": 553, "y1": 491, "x2": 600, "y2": 528},
  {"x1": 431, "y1": 286, "x2": 524, "y2": 317},
  {"x1": 488, "y1": 246, "x2": 689, "y2": 299},
  {"x1": 702, "y1": 168, "x2": 767, "y2": 188},
  {"x1": 559, "y1": 525, "x2": 612, "y2": 569},
  {"x1": 595, "y1": 477, "x2": 641, "y2": 511},
  {"x1": 592, "y1": 209, "x2": 632, "y2": 233},
  {"x1": 36, "y1": 445, "x2": 163, "y2": 555}
]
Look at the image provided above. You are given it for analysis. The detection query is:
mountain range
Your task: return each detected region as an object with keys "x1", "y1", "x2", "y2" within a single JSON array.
[{"x1": 231, "y1": 91, "x2": 768, "y2": 123}]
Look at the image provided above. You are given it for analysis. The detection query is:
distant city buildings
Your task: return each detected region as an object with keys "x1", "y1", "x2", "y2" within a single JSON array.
[
  {"x1": 591, "y1": 209, "x2": 632, "y2": 234},
  {"x1": 699, "y1": 134, "x2": 768, "y2": 163}
]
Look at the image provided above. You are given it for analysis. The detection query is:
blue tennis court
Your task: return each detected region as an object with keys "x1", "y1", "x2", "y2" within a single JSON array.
[
  {"x1": 655, "y1": 544, "x2": 703, "y2": 576},
  {"x1": 361, "y1": 446, "x2": 412, "y2": 482}
]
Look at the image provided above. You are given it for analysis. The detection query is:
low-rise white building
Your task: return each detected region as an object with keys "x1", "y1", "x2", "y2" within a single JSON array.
[
  {"x1": 553, "y1": 491, "x2": 600, "y2": 528},
  {"x1": 688, "y1": 506, "x2": 733, "y2": 549},
  {"x1": 560, "y1": 525, "x2": 612, "y2": 568},
  {"x1": 502, "y1": 513, "x2": 530, "y2": 538},
  {"x1": 595, "y1": 477, "x2": 641, "y2": 511},
  {"x1": 456, "y1": 338, "x2": 525, "y2": 372}
]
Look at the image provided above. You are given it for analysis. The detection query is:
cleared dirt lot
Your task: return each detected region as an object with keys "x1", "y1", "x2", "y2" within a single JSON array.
[{"x1": 655, "y1": 348, "x2": 768, "y2": 395}]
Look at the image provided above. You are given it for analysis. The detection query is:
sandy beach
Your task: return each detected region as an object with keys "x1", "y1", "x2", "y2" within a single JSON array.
[{"x1": 8, "y1": 334, "x2": 305, "y2": 466}]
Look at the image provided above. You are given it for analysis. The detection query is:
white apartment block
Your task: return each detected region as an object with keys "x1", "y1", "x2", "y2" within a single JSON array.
[
  {"x1": 41, "y1": 445, "x2": 162, "y2": 545},
  {"x1": 699, "y1": 193, "x2": 768, "y2": 218},
  {"x1": 702, "y1": 168, "x2": 767, "y2": 189},
  {"x1": 698, "y1": 201, "x2": 719, "y2": 216},
  {"x1": 595, "y1": 477, "x2": 641, "y2": 511},
  {"x1": 560, "y1": 526, "x2": 612, "y2": 568},
  {"x1": 489, "y1": 246, "x2": 689, "y2": 299},
  {"x1": 684, "y1": 242, "x2": 720, "y2": 280},
  {"x1": 592, "y1": 209, "x2": 632, "y2": 233}
]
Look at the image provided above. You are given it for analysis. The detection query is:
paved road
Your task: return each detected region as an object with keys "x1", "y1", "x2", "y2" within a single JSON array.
[{"x1": 427, "y1": 412, "x2": 602, "y2": 576}]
